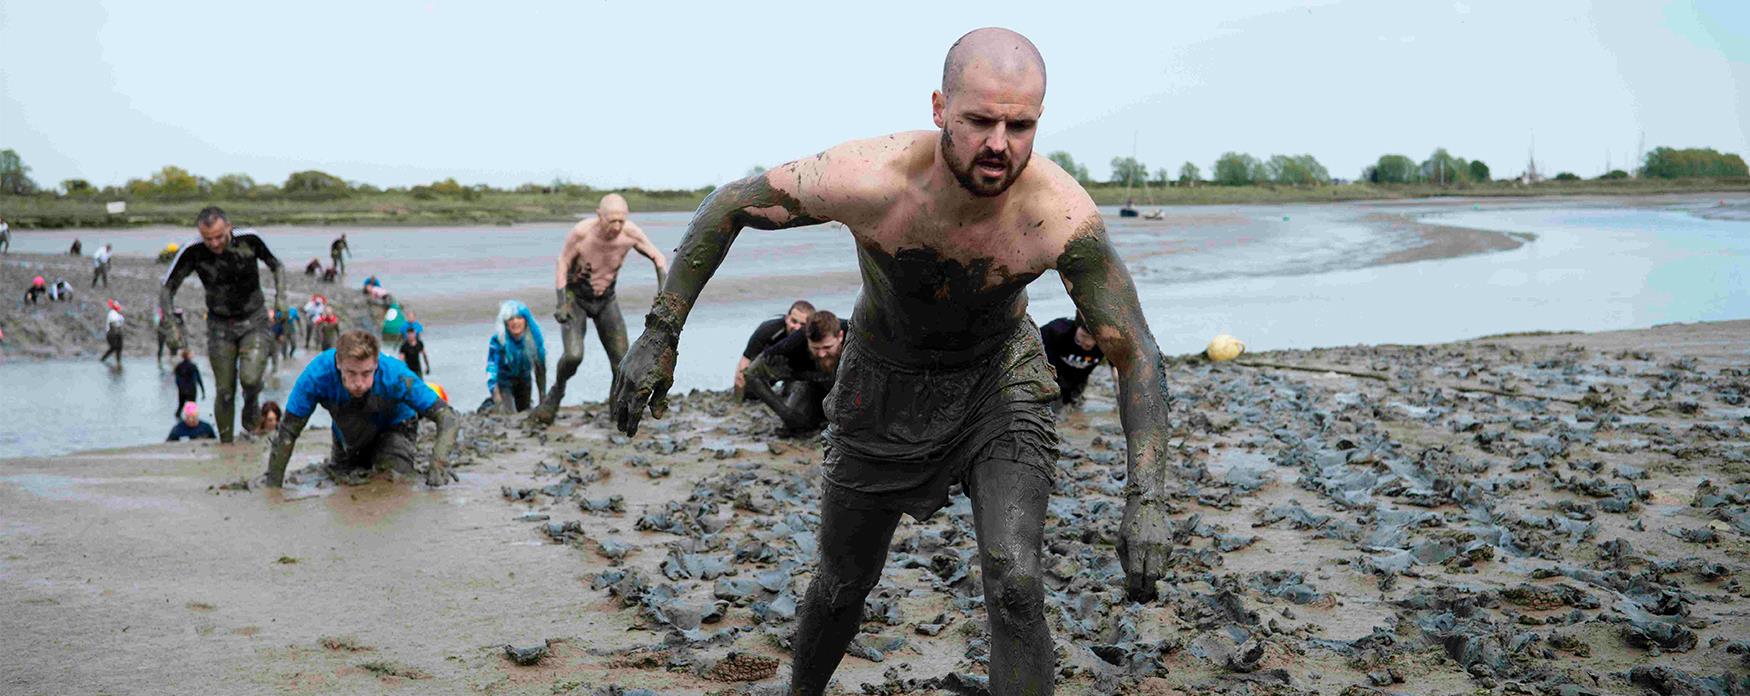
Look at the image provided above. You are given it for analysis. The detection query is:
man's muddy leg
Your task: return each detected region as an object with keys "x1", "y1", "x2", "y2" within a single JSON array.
[
  {"x1": 237, "y1": 322, "x2": 272, "y2": 434},
  {"x1": 530, "y1": 300, "x2": 586, "y2": 423},
  {"x1": 209, "y1": 325, "x2": 241, "y2": 443},
  {"x1": 790, "y1": 488, "x2": 902, "y2": 696},
  {"x1": 595, "y1": 298, "x2": 629, "y2": 386},
  {"x1": 966, "y1": 445, "x2": 1055, "y2": 696}
]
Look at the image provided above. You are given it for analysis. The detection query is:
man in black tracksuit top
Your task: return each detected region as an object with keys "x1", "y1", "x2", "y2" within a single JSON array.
[{"x1": 161, "y1": 206, "x2": 285, "y2": 442}]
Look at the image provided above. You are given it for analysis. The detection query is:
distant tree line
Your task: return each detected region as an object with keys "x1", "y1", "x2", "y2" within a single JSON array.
[
  {"x1": 0, "y1": 149, "x2": 711, "y2": 202},
  {"x1": 3, "y1": 143, "x2": 1746, "y2": 203},
  {"x1": 1642, "y1": 147, "x2": 1748, "y2": 179}
]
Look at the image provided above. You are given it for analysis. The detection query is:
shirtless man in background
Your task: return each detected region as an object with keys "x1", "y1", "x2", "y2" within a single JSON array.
[
  {"x1": 612, "y1": 28, "x2": 1173, "y2": 695},
  {"x1": 528, "y1": 193, "x2": 668, "y2": 425}
]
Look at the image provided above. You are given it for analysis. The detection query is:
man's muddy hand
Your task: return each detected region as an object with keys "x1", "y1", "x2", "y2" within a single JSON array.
[
  {"x1": 1117, "y1": 494, "x2": 1173, "y2": 602},
  {"x1": 424, "y1": 459, "x2": 458, "y2": 487},
  {"x1": 610, "y1": 330, "x2": 678, "y2": 436},
  {"x1": 553, "y1": 288, "x2": 575, "y2": 324}
]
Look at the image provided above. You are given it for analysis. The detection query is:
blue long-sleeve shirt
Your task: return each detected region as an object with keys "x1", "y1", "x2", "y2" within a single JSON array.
[
  {"x1": 486, "y1": 304, "x2": 546, "y2": 390},
  {"x1": 285, "y1": 349, "x2": 440, "y2": 452}
]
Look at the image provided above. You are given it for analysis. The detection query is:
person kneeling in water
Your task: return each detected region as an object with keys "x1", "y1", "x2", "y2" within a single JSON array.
[{"x1": 264, "y1": 329, "x2": 459, "y2": 487}]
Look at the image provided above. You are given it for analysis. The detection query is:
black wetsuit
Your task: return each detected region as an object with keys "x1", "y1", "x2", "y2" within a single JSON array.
[
  {"x1": 742, "y1": 317, "x2": 791, "y2": 361},
  {"x1": 739, "y1": 316, "x2": 792, "y2": 401},
  {"x1": 399, "y1": 340, "x2": 429, "y2": 378},
  {"x1": 330, "y1": 238, "x2": 349, "y2": 274},
  {"x1": 1039, "y1": 317, "x2": 1105, "y2": 404},
  {"x1": 743, "y1": 326, "x2": 841, "y2": 432},
  {"x1": 174, "y1": 357, "x2": 205, "y2": 417},
  {"x1": 161, "y1": 233, "x2": 283, "y2": 442},
  {"x1": 23, "y1": 286, "x2": 45, "y2": 303}
]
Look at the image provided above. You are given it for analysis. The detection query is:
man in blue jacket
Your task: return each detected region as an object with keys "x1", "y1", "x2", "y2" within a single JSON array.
[{"x1": 264, "y1": 329, "x2": 459, "y2": 487}]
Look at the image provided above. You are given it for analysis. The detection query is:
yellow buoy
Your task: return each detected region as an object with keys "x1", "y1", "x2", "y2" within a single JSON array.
[
  {"x1": 165, "y1": 242, "x2": 179, "y2": 253},
  {"x1": 1206, "y1": 334, "x2": 1246, "y2": 362}
]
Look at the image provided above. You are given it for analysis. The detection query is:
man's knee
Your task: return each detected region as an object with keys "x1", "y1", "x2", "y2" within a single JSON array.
[{"x1": 981, "y1": 546, "x2": 1046, "y2": 622}]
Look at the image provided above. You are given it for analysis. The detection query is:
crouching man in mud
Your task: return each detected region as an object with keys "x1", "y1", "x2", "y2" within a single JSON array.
[
  {"x1": 264, "y1": 330, "x2": 460, "y2": 487},
  {"x1": 161, "y1": 206, "x2": 285, "y2": 443},
  {"x1": 742, "y1": 310, "x2": 846, "y2": 434},
  {"x1": 528, "y1": 193, "x2": 669, "y2": 425},
  {"x1": 611, "y1": 28, "x2": 1173, "y2": 695}
]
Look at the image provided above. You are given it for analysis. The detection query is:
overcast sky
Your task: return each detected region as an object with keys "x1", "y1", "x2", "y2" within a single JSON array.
[{"x1": 2, "y1": 0, "x2": 1745, "y2": 190}]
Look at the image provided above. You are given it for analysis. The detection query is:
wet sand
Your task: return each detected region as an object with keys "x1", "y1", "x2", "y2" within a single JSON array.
[{"x1": 4, "y1": 320, "x2": 1747, "y2": 695}]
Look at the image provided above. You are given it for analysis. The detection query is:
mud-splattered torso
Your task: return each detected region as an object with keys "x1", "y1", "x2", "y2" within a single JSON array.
[
  {"x1": 162, "y1": 233, "x2": 282, "y2": 319},
  {"x1": 846, "y1": 188, "x2": 1060, "y2": 366},
  {"x1": 565, "y1": 225, "x2": 640, "y2": 298}
]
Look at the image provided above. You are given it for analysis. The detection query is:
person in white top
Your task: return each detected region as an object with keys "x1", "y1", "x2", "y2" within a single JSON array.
[
  {"x1": 100, "y1": 299, "x2": 126, "y2": 366},
  {"x1": 91, "y1": 243, "x2": 113, "y2": 288},
  {"x1": 0, "y1": 216, "x2": 11, "y2": 254}
]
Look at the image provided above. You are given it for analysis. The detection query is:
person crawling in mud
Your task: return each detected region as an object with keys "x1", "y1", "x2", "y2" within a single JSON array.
[
  {"x1": 1040, "y1": 313, "x2": 1106, "y2": 409},
  {"x1": 611, "y1": 27, "x2": 1172, "y2": 696},
  {"x1": 528, "y1": 193, "x2": 668, "y2": 425},
  {"x1": 264, "y1": 329, "x2": 459, "y2": 487},
  {"x1": 741, "y1": 309, "x2": 846, "y2": 434},
  {"x1": 735, "y1": 299, "x2": 815, "y2": 398},
  {"x1": 161, "y1": 206, "x2": 285, "y2": 443}
]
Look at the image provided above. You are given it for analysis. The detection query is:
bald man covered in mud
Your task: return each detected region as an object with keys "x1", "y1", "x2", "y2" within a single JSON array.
[
  {"x1": 612, "y1": 29, "x2": 1173, "y2": 695},
  {"x1": 528, "y1": 194, "x2": 668, "y2": 425}
]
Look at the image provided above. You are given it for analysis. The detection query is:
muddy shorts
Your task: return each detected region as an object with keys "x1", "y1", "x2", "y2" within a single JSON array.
[
  {"x1": 566, "y1": 282, "x2": 618, "y2": 319},
  {"x1": 821, "y1": 320, "x2": 1060, "y2": 521}
]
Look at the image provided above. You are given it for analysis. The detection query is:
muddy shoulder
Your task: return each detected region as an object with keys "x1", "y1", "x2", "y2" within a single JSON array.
[{"x1": 2, "y1": 321, "x2": 1747, "y2": 695}]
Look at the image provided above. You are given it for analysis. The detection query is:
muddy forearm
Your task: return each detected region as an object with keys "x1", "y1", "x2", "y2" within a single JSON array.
[
  {"x1": 265, "y1": 413, "x2": 310, "y2": 486},
  {"x1": 1058, "y1": 228, "x2": 1172, "y2": 495},
  {"x1": 159, "y1": 285, "x2": 178, "y2": 322},
  {"x1": 422, "y1": 403, "x2": 458, "y2": 464},
  {"x1": 653, "y1": 175, "x2": 823, "y2": 338},
  {"x1": 271, "y1": 265, "x2": 285, "y2": 310},
  {"x1": 741, "y1": 360, "x2": 799, "y2": 423}
]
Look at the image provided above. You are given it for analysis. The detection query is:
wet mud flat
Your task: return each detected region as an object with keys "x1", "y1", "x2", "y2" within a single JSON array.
[
  {"x1": 0, "y1": 252, "x2": 376, "y2": 360},
  {"x1": 3, "y1": 321, "x2": 1748, "y2": 695}
]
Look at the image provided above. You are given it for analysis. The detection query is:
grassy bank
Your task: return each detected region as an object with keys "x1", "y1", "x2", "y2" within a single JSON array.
[
  {"x1": 2, "y1": 177, "x2": 1745, "y2": 228},
  {"x1": 1086, "y1": 176, "x2": 1750, "y2": 206}
]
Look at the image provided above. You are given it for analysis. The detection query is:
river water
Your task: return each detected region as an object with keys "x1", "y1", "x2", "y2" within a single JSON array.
[{"x1": 2, "y1": 195, "x2": 1745, "y2": 457}]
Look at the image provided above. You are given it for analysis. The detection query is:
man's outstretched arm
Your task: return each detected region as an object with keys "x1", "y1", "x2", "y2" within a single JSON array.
[
  {"x1": 420, "y1": 402, "x2": 460, "y2": 485},
  {"x1": 1057, "y1": 215, "x2": 1173, "y2": 601},
  {"x1": 264, "y1": 413, "x2": 310, "y2": 487},
  {"x1": 610, "y1": 166, "x2": 831, "y2": 435},
  {"x1": 628, "y1": 226, "x2": 669, "y2": 289}
]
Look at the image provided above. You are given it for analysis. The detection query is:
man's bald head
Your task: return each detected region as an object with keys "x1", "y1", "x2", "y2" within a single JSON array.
[
  {"x1": 941, "y1": 28, "x2": 1046, "y2": 99},
  {"x1": 598, "y1": 193, "x2": 629, "y2": 213},
  {"x1": 596, "y1": 193, "x2": 630, "y2": 236}
]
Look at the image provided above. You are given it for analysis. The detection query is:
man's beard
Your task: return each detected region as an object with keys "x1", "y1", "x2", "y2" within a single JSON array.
[
  {"x1": 815, "y1": 353, "x2": 840, "y2": 375},
  {"x1": 941, "y1": 129, "x2": 1028, "y2": 197}
]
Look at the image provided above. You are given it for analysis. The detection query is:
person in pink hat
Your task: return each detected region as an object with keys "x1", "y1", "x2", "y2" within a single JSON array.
[{"x1": 99, "y1": 299, "x2": 126, "y2": 367}]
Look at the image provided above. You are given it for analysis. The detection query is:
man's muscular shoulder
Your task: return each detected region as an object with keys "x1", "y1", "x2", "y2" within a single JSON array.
[
  {"x1": 772, "y1": 131, "x2": 932, "y2": 224},
  {"x1": 1013, "y1": 156, "x2": 1102, "y2": 265}
]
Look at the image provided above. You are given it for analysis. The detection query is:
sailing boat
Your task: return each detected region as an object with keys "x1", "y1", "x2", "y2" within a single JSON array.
[{"x1": 1119, "y1": 132, "x2": 1140, "y2": 218}]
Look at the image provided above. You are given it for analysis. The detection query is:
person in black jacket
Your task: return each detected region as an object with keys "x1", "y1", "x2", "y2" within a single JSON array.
[
  {"x1": 742, "y1": 310, "x2": 844, "y2": 433},
  {"x1": 1039, "y1": 314, "x2": 1106, "y2": 407},
  {"x1": 734, "y1": 300, "x2": 814, "y2": 397}
]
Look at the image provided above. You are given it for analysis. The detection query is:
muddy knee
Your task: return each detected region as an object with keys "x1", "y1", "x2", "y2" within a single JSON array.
[{"x1": 981, "y1": 549, "x2": 1045, "y2": 625}]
